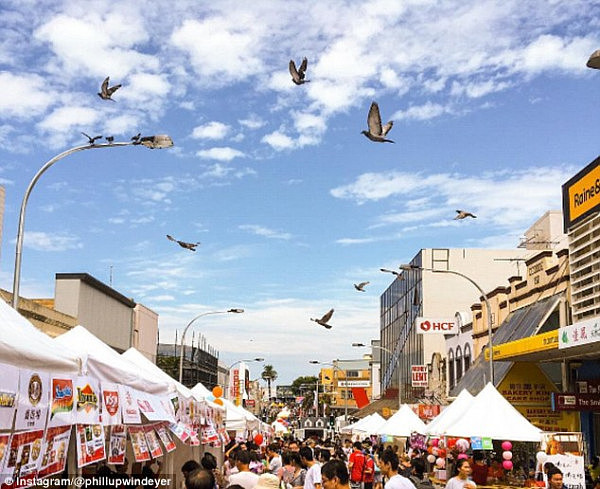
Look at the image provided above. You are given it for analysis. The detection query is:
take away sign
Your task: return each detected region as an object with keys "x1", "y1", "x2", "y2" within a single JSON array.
[{"x1": 416, "y1": 317, "x2": 458, "y2": 335}]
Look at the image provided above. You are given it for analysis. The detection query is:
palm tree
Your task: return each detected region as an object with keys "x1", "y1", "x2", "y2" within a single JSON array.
[{"x1": 261, "y1": 364, "x2": 278, "y2": 399}]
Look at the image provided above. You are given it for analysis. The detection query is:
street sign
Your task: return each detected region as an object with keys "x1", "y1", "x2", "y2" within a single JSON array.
[{"x1": 411, "y1": 365, "x2": 428, "y2": 387}]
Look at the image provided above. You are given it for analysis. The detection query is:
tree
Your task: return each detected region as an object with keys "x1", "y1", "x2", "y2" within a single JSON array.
[
  {"x1": 261, "y1": 364, "x2": 278, "y2": 399},
  {"x1": 291, "y1": 376, "x2": 318, "y2": 395}
]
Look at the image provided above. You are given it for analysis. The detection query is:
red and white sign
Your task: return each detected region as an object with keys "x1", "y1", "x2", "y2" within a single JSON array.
[
  {"x1": 416, "y1": 317, "x2": 458, "y2": 335},
  {"x1": 411, "y1": 365, "x2": 428, "y2": 387}
]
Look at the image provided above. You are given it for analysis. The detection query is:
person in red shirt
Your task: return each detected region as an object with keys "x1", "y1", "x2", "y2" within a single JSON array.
[
  {"x1": 470, "y1": 453, "x2": 488, "y2": 486},
  {"x1": 348, "y1": 442, "x2": 366, "y2": 489},
  {"x1": 363, "y1": 452, "x2": 375, "y2": 489}
]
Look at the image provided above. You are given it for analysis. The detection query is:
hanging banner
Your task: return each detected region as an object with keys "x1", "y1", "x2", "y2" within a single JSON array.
[
  {"x1": 155, "y1": 424, "x2": 176, "y2": 453},
  {"x1": 101, "y1": 383, "x2": 122, "y2": 426},
  {"x1": 167, "y1": 422, "x2": 190, "y2": 443},
  {"x1": 108, "y1": 425, "x2": 127, "y2": 465},
  {"x1": 144, "y1": 425, "x2": 163, "y2": 459},
  {"x1": 201, "y1": 422, "x2": 218, "y2": 445},
  {"x1": 159, "y1": 396, "x2": 176, "y2": 423},
  {"x1": 38, "y1": 425, "x2": 71, "y2": 478},
  {"x1": 15, "y1": 370, "x2": 49, "y2": 431},
  {"x1": 0, "y1": 433, "x2": 12, "y2": 476},
  {"x1": 135, "y1": 392, "x2": 169, "y2": 422},
  {"x1": 169, "y1": 394, "x2": 180, "y2": 421},
  {"x1": 119, "y1": 386, "x2": 141, "y2": 424},
  {"x1": 75, "y1": 424, "x2": 106, "y2": 468},
  {"x1": 2, "y1": 429, "x2": 44, "y2": 487},
  {"x1": 188, "y1": 427, "x2": 200, "y2": 446},
  {"x1": 128, "y1": 426, "x2": 151, "y2": 462},
  {"x1": 74, "y1": 377, "x2": 100, "y2": 425},
  {"x1": 0, "y1": 364, "x2": 18, "y2": 429},
  {"x1": 48, "y1": 377, "x2": 75, "y2": 428}
]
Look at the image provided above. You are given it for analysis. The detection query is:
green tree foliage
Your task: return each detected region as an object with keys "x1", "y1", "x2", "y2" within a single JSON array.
[{"x1": 261, "y1": 364, "x2": 278, "y2": 399}]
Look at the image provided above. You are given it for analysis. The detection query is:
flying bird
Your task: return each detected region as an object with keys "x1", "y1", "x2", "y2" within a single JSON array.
[
  {"x1": 310, "y1": 308, "x2": 334, "y2": 329},
  {"x1": 98, "y1": 76, "x2": 122, "y2": 101},
  {"x1": 289, "y1": 58, "x2": 309, "y2": 85},
  {"x1": 454, "y1": 210, "x2": 477, "y2": 220},
  {"x1": 166, "y1": 235, "x2": 201, "y2": 251},
  {"x1": 105, "y1": 136, "x2": 114, "y2": 143},
  {"x1": 362, "y1": 102, "x2": 394, "y2": 143},
  {"x1": 354, "y1": 281, "x2": 370, "y2": 292},
  {"x1": 81, "y1": 132, "x2": 102, "y2": 145},
  {"x1": 380, "y1": 268, "x2": 403, "y2": 278},
  {"x1": 131, "y1": 133, "x2": 141, "y2": 142}
]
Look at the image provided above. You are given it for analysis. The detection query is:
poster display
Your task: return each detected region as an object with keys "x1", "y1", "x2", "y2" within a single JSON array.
[
  {"x1": 15, "y1": 370, "x2": 49, "y2": 431},
  {"x1": 0, "y1": 364, "x2": 18, "y2": 429},
  {"x1": 120, "y1": 386, "x2": 141, "y2": 424},
  {"x1": 74, "y1": 377, "x2": 100, "y2": 425},
  {"x1": 155, "y1": 424, "x2": 176, "y2": 453},
  {"x1": 144, "y1": 425, "x2": 163, "y2": 459},
  {"x1": 128, "y1": 426, "x2": 151, "y2": 462},
  {"x1": 2, "y1": 429, "x2": 45, "y2": 487},
  {"x1": 101, "y1": 383, "x2": 122, "y2": 426},
  {"x1": 38, "y1": 426, "x2": 70, "y2": 478},
  {"x1": 168, "y1": 422, "x2": 190, "y2": 443},
  {"x1": 108, "y1": 425, "x2": 127, "y2": 465},
  {"x1": 545, "y1": 454, "x2": 585, "y2": 489},
  {"x1": 0, "y1": 434, "x2": 12, "y2": 475},
  {"x1": 47, "y1": 377, "x2": 75, "y2": 428},
  {"x1": 75, "y1": 424, "x2": 106, "y2": 468},
  {"x1": 135, "y1": 392, "x2": 168, "y2": 422}
]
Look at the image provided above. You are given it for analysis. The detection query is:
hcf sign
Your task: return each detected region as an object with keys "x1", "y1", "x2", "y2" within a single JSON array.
[{"x1": 416, "y1": 317, "x2": 458, "y2": 335}]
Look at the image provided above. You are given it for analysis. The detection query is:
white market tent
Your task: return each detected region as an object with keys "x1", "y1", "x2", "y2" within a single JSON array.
[
  {"x1": 425, "y1": 389, "x2": 474, "y2": 436},
  {"x1": 376, "y1": 404, "x2": 427, "y2": 437},
  {"x1": 358, "y1": 413, "x2": 386, "y2": 434},
  {"x1": 443, "y1": 382, "x2": 543, "y2": 442},
  {"x1": 0, "y1": 297, "x2": 80, "y2": 374},
  {"x1": 191, "y1": 384, "x2": 259, "y2": 431},
  {"x1": 53, "y1": 325, "x2": 171, "y2": 395},
  {"x1": 341, "y1": 414, "x2": 373, "y2": 433}
]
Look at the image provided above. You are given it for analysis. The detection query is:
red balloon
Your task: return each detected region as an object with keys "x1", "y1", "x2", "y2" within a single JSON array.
[
  {"x1": 254, "y1": 434, "x2": 264, "y2": 445},
  {"x1": 438, "y1": 449, "x2": 447, "y2": 458},
  {"x1": 447, "y1": 439, "x2": 457, "y2": 448},
  {"x1": 502, "y1": 461, "x2": 513, "y2": 471}
]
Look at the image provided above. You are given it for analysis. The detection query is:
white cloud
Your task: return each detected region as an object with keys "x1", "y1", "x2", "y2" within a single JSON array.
[
  {"x1": 238, "y1": 114, "x2": 266, "y2": 130},
  {"x1": 0, "y1": 73, "x2": 55, "y2": 119},
  {"x1": 24, "y1": 231, "x2": 83, "y2": 251},
  {"x1": 392, "y1": 102, "x2": 451, "y2": 121},
  {"x1": 37, "y1": 106, "x2": 99, "y2": 133},
  {"x1": 239, "y1": 224, "x2": 292, "y2": 240},
  {"x1": 261, "y1": 130, "x2": 295, "y2": 151},
  {"x1": 191, "y1": 122, "x2": 231, "y2": 140},
  {"x1": 196, "y1": 147, "x2": 245, "y2": 161}
]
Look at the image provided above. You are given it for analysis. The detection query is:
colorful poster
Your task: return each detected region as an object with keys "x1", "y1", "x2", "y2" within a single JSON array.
[
  {"x1": 108, "y1": 425, "x2": 127, "y2": 465},
  {"x1": 75, "y1": 424, "x2": 106, "y2": 468},
  {"x1": 38, "y1": 426, "x2": 70, "y2": 478},
  {"x1": 47, "y1": 377, "x2": 75, "y2": 428},
  {"x1": 167, "y1": 422, "x2": 190, "y2": 443},
  {"x1": 201, "y1": 422, "x2": 218, "y2": 445},
  {"x1": 101, "y1": 383, "x2": 122, "y2": 426},
  {"x1": 135, "y1": 392, "x2": 169, "y2": 422},
  {"x1": 155, "y1": 424, "x2": 176, "y2": 453},
  {"x1": 545, "y1": 454, "x2": 585, "y2": 489},
  {"x1": 159, "y1": 396, "x2": 176, "y2": 423},
  {"x1": 2, "y1": 429, "x2": 44, "y2": 487},
  {"x1": 119, "y1": 386, "x2": 141, "y2": 424},
  {"x1": 74, "y1": 377, "x2": 100, "y2": 425},
  {"x1": 144, "y1": 425, "x2": 163, "y2": 459},
  {"x1": 128, "y1": 426, "x2": 150, "y2": 462},
  {"x1": 0, "y1": 434, "x2": 12, "y2": 475},
  {"x1": 0, "y1": 364, "x2": 18, "y2": 429},
  {"x1": 15, "y1": 370, "x2": 49, "y2": 431},
  {"x1": 169, "y1": 395, "x2": 180, "y2": 421},
  {"x1": 188, "y1": 427, "x2": 200, "y2": 446}
]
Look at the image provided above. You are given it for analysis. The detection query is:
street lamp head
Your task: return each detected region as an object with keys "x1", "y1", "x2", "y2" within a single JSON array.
[
  {"x1": 352, "y1": 343, "x2": 366, "y2": 347},
  {"x1": 587, "y1": 49, "x2": 600, "y2": 69},
  {"x1": 309, "y1": 360, "x2": 320, "y2": 364},
  {"x1": 399, "y1": 264, "x2": 419, "y2": 271},
  {"x1": 228, "y1": 308, "x2": 244, "y2": 313},
  {"x1": 253, "y1": 357, "x2": 264, "y2": 362},
  {"x1": 139, "y1": 134, "x2": 174, "y2": 149}
]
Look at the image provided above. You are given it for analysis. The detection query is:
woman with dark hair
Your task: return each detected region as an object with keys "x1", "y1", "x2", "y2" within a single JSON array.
[
  {"x1": 284, "y1": 451, "x2": 306, "y2": 489},
  {"x1": 321, "y1": 460, "x2": 350, "y2": 489},
  {"x1": 445, "y1": 459, "x2": 476, "y2": 489}
]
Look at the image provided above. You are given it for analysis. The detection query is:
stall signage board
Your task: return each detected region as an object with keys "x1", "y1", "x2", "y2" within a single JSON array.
[
  {"x1": 558, "y1": 318, "x2": 600, "y2": 349},
  {"x1": 411, "y1": 365, "x2": 428, "y2": 387},
  {"x1": 562, "y1": 156, "x2": 600, "y2": 231},
  {"x1": 545, "y1": 454, "x2": 585, "y2": 489},
  {"x1": 551, "y1": 393, "x2": 600, "y2": 412},
  {"x1": 416, "y1": 317, "x2": 458, "y2": 335}
]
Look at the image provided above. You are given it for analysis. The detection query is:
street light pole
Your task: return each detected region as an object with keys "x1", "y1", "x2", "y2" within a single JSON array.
[
  {"x1": 310, "y1": 359, "x2": 348, "y2": 423},
  {"x1": 12, "y1": 136, "x2": 174, "y2": 310},
  {"x1": 352, "y1": 342, "x2": 401, "y2": 410},
  {"x1": 401, "y1": 264, "x2": 495, "y2": 384},
  {"x1": 179, "y1": 308, "x2": 244, "y2": 383}
]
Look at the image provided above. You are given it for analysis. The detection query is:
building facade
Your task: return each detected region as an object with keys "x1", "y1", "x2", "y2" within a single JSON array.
[{"x1": 157, "y1": 342, "x2": 219, "y2": 389}]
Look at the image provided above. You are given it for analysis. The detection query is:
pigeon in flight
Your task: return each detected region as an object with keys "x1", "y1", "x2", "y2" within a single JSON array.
[
  {"x1": 362, "y1": 102, "x2": 394, "y2": 143},
  {"x1": 354, "y1": 281, "x2": 370, "y2": 292},
  {"x1": 81, "y1": 132, "x2": 102, "y2": 145},
  {"x1": 98, "y1": 76, "x2": 122, "y2": 101},
  {"x1": 166, "y1": 235, "x2": 201, "y2": 251},
  {"x1": 310, "y1": 308, "x2": 334, "y2": 329},
  {"x1": 289, "y1": 58, "x2": 309, "y2": 85},
  {"x1": 380, "y1": 268, "x2": 403, "y2": 278},
  {"x1": 454, "y1": 210, "x2": 477, "y2": 220}
]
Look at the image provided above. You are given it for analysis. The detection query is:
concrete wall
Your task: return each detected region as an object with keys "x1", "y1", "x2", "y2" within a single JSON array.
[{"x1": 133, "y1": 303, "x2": 158, "y2": 362}]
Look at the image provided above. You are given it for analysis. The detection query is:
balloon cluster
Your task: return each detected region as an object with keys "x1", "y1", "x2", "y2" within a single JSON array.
[
  {"x1": 501, "y1": 441, "x2": 513, "y2": 470},
  {"x1": 212, "y1": 385, "x2": 224, "y2": 406}
]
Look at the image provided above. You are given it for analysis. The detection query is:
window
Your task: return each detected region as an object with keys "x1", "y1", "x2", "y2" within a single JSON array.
[
  {"x1": 464, "y1": 344, "x2": 471, "y2": 372},
  {"x1": 432, "y1": 248, "x2": 450, "y2": 271},
  {"x1": 455, "y1": 346, "x2": 463, "y2": 382},
  {"x1": 448, "y1": 349, "x2": 455, "y2": 390},
  {"x1": 346, "y1": 371, "x2": 359, "y2": 378}
]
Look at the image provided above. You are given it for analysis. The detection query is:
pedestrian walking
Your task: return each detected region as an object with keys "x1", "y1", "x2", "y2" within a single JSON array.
[
  {"x1": 300, "y1": 446, "x2": 322, "y2": 489},
  {"x1": 377, "y1": 449, "x2": 416, "y2": 489},
  {"x1": 321, "y1": 460, "x2": 351, "y2": 489},
  {"x1": 445, "y1": 459, "x2": 476, "y2": 489},
  {"x1": 349, "y1": 442, "x2": 366, "y2": 489}
]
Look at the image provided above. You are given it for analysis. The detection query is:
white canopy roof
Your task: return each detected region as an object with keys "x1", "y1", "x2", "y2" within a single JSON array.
[
  {"x1": 376, "y1": 404, "x2": 427, "y2": 437},
  {"x1": 358, "y1": 412, "x2": 386, "y2": 434},
  {"x1": 0, "y1": 298, "x2": 80, "y2": 374},
  {"x1": 192, "y1": 388, "x2": 259, "y2": 431},
  {"x1": 341, "y1": 413, "x2": 373, "y2": 433},
  {"x1": 443, "y1": 383, "x2": 542, "y2": 442},
  {"x1": 425, "y1": 389, "x2": 474, "y2": 435},
  {"x1": 54, "y1": 326, "x2": 170, "y2": 394}
]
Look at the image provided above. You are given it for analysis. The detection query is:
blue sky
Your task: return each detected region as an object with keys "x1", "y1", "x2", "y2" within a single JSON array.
[{"x1": 1, "y1": 0, "x2": 599, "y2": 385}]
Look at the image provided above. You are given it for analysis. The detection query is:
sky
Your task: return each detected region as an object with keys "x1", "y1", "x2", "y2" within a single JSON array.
[{"x1": 1, "y1": 0, "x2": 600, "y2": 386}]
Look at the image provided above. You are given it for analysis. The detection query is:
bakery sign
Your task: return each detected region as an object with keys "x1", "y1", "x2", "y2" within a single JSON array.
[{"x1": 416, "y1": 317, "x2": 458, "y2": 335}]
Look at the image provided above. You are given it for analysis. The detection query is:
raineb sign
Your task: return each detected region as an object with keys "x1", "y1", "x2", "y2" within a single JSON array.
[
  {"x1": 416, "y1": 317, "x2": 458, "y2": 335},
  {"x1": 562, "y1": 156, "x2": 600, "y2": 231}
]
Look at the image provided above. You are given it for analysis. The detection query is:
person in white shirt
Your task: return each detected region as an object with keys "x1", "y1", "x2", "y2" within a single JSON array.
[
  {"x1": 229, "y1": 450, "x2": 260, "y2": 489},
  {"x1": 268, "y1": 444, "x2": 283, "y2": 475},
  {"x1": 445, "y1": 459, "x2": 476, "y2": 489},
  {"x1": 300, "y1": 446, "x2": 322, "y2": 489},
  {"x1": 377, "y1": 449, "x2": 416, "y2": 489}
]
